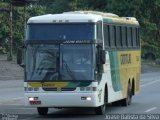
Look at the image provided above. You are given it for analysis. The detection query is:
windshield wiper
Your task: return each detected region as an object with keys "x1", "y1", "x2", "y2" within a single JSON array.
[{"x1": 63, "y1": 60, "x2": 76, "y2": 80}]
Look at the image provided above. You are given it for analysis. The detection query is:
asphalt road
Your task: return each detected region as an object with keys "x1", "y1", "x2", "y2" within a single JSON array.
[{"x1": 0, "y1": 71, "x2": 160, "y2": 120}]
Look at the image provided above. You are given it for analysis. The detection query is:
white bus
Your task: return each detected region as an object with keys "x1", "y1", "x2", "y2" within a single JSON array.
[{"x1": 20, "y1": 11, "x2": 140, "y2": 115}]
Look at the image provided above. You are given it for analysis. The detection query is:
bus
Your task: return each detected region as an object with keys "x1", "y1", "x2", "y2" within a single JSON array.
[{"x1": 19, "y1": 11, "x2": 140, "y2": 115}]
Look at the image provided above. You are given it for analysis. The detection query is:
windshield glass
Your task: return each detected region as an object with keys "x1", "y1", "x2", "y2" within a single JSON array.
[
  {"x1": 26, "y1": 44, "x2": 59, "y2": 80},
  {"x1": 26, "y1": 44, "x2": 94, "y2": 81},
  {"x1": 60, "y1": 44, "x2": 93, "y2": 80},
  {"x1": 27, "y1": 23, "x2": 95, "y2": 40}
]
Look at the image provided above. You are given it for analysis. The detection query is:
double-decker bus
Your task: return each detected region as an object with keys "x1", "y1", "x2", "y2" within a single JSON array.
[{"x1": 22, "y1": 11, "x2": 140, "y2": 115}]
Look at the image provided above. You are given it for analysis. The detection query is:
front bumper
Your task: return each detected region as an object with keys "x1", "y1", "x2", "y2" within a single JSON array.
[{"x1": 25, "y1": 92, "x2": 100, "y2": 107}]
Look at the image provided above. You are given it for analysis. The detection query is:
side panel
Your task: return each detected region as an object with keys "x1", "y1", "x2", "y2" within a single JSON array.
[
  {"x1": 118, "y1": 50, "x2": 141, "y2": 96},
  {"x1": 101, "y1": 51, "x2": 123, "y2": 103},
  {"x1": 101, "y1": 50, "x2": 141, "y2": 103}
]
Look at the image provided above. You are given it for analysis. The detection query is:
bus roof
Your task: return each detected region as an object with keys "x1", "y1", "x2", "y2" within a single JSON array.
[
  {"x1": 27, "y1": 11, "x2": 139, "y2": 26},
  {"x1": 27, "y1": 13, "x2": 102, "y2": 23}
]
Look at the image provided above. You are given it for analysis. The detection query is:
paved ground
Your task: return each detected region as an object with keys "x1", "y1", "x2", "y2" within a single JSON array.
[
  {"x1": 0, "y1": 54, "x2": 160, "y2": 120},
  {"x1": 141, "y1": 60, "x2": 160, "y2": 74},
  {"x1": 0, "y1": 71, "x2": 160, "y2": 120},
  {"x1": 0, "y1": 55, "x2": 24, "y2": 80}
]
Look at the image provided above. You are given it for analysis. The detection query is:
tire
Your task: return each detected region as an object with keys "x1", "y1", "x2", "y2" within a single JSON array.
[
  {"x1": 95, "y1": 90, "x2": 106, "y2": 115},
  {"x1": 121, "y1": 83, "x2": 132, "y2": 106},
  {"x1": 95, "y1": 104, "x2": 106, "y2": 115},
  {"x1": 112, "y1": 101, "x2": 121, "y2": 106},
  {"x1": 37, "y1": 107, "x2": 48, "y2": 115}
]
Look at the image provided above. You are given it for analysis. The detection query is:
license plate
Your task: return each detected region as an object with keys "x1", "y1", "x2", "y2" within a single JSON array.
[{"x1": 30, "y1": 101, "x2": 41, "y2": 105}]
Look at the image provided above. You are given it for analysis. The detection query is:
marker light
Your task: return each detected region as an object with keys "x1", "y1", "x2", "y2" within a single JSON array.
[{"x1": 80, "y1": 87, "x2": 97, "y2": 91}]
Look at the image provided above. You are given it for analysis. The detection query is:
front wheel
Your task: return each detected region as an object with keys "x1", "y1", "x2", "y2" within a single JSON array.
[
  {"x1": 95, "y1": 90, "x2": 107, "y2": 115},
  {"x1": 37, "y1": 107, "x2": 48, "y2": 115},
  {"x1": 95, "y1": 104, "x2": 106, "y2": 115}
]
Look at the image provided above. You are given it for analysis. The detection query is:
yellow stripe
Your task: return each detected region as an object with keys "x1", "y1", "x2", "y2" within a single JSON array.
[{"x1": 28, "y1": 82, "x2": 69, "y2": 88}]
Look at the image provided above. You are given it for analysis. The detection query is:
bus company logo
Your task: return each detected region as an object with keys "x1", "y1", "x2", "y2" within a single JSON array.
[
  {"x1": 136, "y1": 56, "x2": 140, "y2": 61},
  {"x1": 120, "y1": 54, "x2": 131, "y2": 65},
  {"x1": 42, "y1": 83, "x2": 55, "y2": 88},
  {"x1": 63, "y1": 40, "x2": 91, "y2": 44}
]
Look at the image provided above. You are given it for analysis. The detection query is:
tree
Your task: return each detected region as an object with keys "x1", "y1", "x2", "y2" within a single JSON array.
[{"x1": 0, "y1": 0, "x2": 160, "y2": 57}]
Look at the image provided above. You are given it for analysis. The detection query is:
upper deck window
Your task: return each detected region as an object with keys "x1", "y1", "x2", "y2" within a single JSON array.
[{"x1": 26, "y1": 23, "x2": 95, "y2": 40}]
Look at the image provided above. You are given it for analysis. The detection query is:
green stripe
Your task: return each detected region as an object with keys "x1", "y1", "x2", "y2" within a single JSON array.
[
  {"x1": 109, "y1": 51, "x2": 122, "y2": 92},
  {"x1": 68, "y1": 82, "x2": 92, "y2": 87}
]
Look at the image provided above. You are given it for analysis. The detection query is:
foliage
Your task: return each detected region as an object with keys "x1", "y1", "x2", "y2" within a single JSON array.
[{"x1": 0, "y1": 0, "x2": 160, "y2": 56}]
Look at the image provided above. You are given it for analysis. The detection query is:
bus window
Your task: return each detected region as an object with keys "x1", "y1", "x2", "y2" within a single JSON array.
[
  {"x1": 116, "y1": 26, "x2": 122, "y2": 48},
  {"x1": 127, "y1": 27, "x2": 132, "y2": 48},
  {"x1": 132, "y1": 28, "x2": 137, "y2": 48},
  {"x1": 110, "y1": 26, "x2": 116, "y2": 48},
  {"x1": 120, "y1": 26, "x2": 122, "y2": 47},
  {"x1": 122, "y1": 26, "x2": 127, "y2": 48},
  {"x1": 136, "y1": 28, "x2": 140, "y2": 47},
  {"x1": 103, "y1": 24, "x2": 110, "y2": 48},
  {"x1": 27, "y1": 24, "x2": 95, "y2": 40},
  {"x1": 97, "y1": 21, "x2": 103, "y2": 43}
]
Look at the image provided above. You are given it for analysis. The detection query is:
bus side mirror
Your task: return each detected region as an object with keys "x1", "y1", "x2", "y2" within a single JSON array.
[
  {"x1": 17, "y1": 46, "x2": 25, "y2": 68},
  {"x1": 100, "y1": 50, "x2": 106, "y2": 64}
]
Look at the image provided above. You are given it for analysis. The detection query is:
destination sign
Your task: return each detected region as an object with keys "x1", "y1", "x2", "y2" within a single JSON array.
[{"x1": 25, "y1": 39, "x2": 97, "y2": 44}]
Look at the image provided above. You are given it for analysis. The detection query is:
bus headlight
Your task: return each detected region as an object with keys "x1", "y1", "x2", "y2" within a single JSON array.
[
  {"x1": 86, "y1": 97, "x2": 92, "y2": 101},
  {"x1": 80, "y1": 87, "x2": 97, "y2": 91},
  {"x1": 28, "y1": 97, "x2": 38, "y2": 101},
  {"x1": 28, "y1": 97, "x2": 41, "y2": 105},
  {"x1": 25, "y1": 87, "x2": 39, "y2": 91},
  {"x1": 28, "y1": 97, "x2": 34, "y2": 101},
  {"x1": 81, "y1": 96, "x2": 92, "y2": 101}
]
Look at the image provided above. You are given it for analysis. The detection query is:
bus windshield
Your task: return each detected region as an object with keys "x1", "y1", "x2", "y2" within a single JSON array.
[
  {"x1": 26, "y1": 44, "x2": 59, "y2": 81},
  {"x1": 26, "y1": 44, "x2": 94, "y2": 81},
  {"x1": 27, "y1": 23, "x2": 95, "y2": 40},
  {"x1": 60, "y1": 44, "x2": 94, "y2": 80}
]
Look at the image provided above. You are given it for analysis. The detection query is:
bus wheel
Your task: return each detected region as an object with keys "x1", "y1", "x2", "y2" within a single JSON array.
[
  {"x1": 95, "y1": 104, "x2": 106, "y2": 115},
  {"x1": 112, "y1": 101, "x2": 121, "y2": 106},
  {"x1": 121, "y1": 83, "x2": 132, "y2": 106},
  {"x1": 37, "y1": 107, "x2": 48, "y2": 115},
  {"x1": 95, "y1": 91, "x2": 106, "y2": 115}
]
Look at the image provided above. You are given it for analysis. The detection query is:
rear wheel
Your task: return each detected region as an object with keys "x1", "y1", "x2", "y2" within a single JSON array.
[
  {"x1": 121, "y1": 83, "x2": 132, "y2": 106},
  {"x1": 37, "y1": 107, "x2": 48, "y2": 115}
]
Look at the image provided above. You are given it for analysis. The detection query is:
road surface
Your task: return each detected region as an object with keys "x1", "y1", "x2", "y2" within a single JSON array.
[{"x1": 0, "y1": 72, "x2": 160, "y2": 120}]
